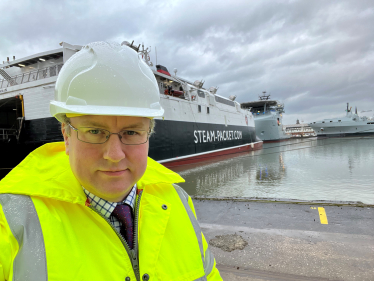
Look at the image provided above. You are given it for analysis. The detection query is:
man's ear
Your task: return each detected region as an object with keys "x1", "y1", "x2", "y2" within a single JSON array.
[{"x1": 61, "y1": 123, "x2": 70, "y2": 155}]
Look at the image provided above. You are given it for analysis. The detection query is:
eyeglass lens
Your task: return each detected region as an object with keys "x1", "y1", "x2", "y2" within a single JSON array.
[{"x1": 77, "y1": 128, "x2": 149, "y2": 144}]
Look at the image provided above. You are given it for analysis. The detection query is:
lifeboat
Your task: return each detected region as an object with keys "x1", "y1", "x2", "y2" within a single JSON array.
[{"x1": 164, "y1": 88, "x2": 184, "y2": 97}]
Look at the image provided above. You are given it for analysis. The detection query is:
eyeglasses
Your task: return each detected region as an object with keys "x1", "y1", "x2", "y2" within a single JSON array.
[{"x1": 67, "y1": 122, "x2": 151, "y2": 145}]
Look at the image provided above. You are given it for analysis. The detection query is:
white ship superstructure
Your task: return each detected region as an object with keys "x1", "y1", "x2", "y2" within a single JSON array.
[
  {"x1": 241, "y1": 92, "x2": 290, "y2": 142},
  {"x1": 0, "y1": 41, "x2": 262, "y2": 169},
  {"x1": 309, "y1": 103, "x2": 374, "y2": 137}
]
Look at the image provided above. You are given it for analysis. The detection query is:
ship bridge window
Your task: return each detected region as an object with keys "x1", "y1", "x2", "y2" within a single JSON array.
[
  {"x1": 197, "y1": 90, "x2": 205, "y2": 98},
  {"x1": 330, "y1": 121, "x2": 333, "y2": 122},
  {"x1": 215, "y1": 96, "x2": 235, "y2": 107},
  {"x1": 338, "y1": 120, "x2": 341, "y2": 122},
  {"x1": 322, "y1": 121, "x2": 325, "y2": 123},
  {"x1": 367, "y1": 122, "x2": 374, "y2": 124}
]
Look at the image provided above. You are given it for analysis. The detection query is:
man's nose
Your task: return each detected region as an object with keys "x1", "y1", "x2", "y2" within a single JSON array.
[{"x1": 103, "y1": 134, "x2": 126, "y2": 162}]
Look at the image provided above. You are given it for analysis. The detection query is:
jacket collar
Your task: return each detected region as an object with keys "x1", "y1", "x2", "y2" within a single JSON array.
[{"x1": 0, "y1": 142, "x2": 185, "y2": 204}]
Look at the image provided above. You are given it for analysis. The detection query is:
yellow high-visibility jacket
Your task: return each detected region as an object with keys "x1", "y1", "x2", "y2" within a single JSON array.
[{"x1": 0, "y1": 142, "x2": 222, "y2": 281}]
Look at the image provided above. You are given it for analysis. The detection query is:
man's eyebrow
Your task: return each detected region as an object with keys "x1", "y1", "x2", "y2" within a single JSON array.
[
  {"x1": 79, "y1": 121, "x2": 108, "y2": 128},
  {"x1": 121, "y1": 123, "x2": 148, "y2": 130},
  {"x1": 79, "y1": 121, "x2": 147, "y2": 130}
]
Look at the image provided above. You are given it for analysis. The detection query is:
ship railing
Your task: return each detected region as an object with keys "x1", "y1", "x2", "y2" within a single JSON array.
[
  {"x1": 253, "y1": 111, "x2": 272, "y2": 116},
  {"x1": 286, "y1": 128, "x2": 315, "y2": 133},
  {"x1": 0, "y1": 64, "x2": 63, "y2": 89},
  {"x1": 0, "y1": 128, "x2": 17, "y2": 141},
  {"x1": 285, "y1": 126, "x2": 316, "y2": 135}
]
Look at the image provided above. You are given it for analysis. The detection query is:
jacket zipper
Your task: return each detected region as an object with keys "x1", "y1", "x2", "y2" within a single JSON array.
[{"x1": 88, "y1": 190, "x2": 143, "y2": 281}]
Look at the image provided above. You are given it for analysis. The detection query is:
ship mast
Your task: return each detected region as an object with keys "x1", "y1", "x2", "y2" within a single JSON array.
[
  {"x1": 121, "y1": 40, "x2": 153, "y2": 67},
  {"x1": 138, "y1": 43, "x2": 153, "y2": 67},
  {"x1": 259, "y1": 91, "x2": 271, "y2": 101},
  {"x1": 259, "y1": 91, "x2": 271, "y2": 112}
]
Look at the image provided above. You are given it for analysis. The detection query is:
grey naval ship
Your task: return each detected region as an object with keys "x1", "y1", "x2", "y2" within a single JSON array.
[
  {"x1": 309, "y1": 103, "x2": 374, "y2": 137},
  {"x1": 0, "y1": 41, "x2": 262, "y2": 177},
  {"x1": 241, "y1": 92, "x2": 290, "y2": 142}
]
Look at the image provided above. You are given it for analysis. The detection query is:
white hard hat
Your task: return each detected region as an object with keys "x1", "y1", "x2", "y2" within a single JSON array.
[{"x1": 50, "y1": 41, "x2": 164, "y2": 121}]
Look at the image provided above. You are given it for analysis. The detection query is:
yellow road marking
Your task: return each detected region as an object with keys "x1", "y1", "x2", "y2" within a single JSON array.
[
  {"x1": 318, "y1": 207, "x2": 328, "y2": 224},
  {"x1": 310, "y1": 207, "x2": 316, "y2": 209}
]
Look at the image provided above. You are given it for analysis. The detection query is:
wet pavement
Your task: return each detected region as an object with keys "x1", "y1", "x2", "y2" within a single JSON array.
[{"x1": 193, "y1": 198, "x2": 374, "y2": 281}]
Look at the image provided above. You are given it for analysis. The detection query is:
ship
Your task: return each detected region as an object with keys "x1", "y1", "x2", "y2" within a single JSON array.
[
  {"x1": 0, "y1": 41, "x2": 262, "y2": 175},
  {"x1": 240, "y1": 92, "x2": 290, "y2": 142},
  {"x1": 309, "y1": 103, "x2": 374, "y2": 137}
]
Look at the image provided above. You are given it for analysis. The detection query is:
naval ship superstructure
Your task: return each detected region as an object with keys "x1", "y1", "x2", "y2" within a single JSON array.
[
  {"x1": 0, "y1": 41, "x2": 261, "y2": 171},
  {"x1": 241, "y1": 92, "x2": 290, "y2": 142},
  {"x1": 309, "y1": 103, "x2": 374, "y2": 137}
]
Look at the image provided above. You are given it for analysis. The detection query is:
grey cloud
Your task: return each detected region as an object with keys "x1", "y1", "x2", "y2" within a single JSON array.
[{"x1": 1, "y1": 0, "x2": 373, "y2": 124}]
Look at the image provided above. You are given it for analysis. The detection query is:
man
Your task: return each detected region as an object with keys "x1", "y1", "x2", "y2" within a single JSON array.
[{"x1": 0, "y1": 42, "x2": 222, "y2": 281}]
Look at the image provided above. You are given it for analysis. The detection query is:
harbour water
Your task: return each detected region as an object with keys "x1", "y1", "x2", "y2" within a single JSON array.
[{"x1": 175, "y1": 137, "x2": 374, "y2": 204}]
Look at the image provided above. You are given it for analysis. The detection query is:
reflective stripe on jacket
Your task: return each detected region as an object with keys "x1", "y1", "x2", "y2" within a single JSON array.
[{"x1": 0, "y1": 142, "x2": 222, "y2": 281}]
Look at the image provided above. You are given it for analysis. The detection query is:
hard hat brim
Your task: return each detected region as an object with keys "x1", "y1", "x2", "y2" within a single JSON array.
[{"x1": 50, "y1": 101, "x2": 164, "y2": 122}]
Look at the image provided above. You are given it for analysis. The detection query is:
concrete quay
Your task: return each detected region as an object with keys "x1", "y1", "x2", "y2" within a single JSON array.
[{"x1": 193, "y1": 198, "x2": 374, "y2": 281}]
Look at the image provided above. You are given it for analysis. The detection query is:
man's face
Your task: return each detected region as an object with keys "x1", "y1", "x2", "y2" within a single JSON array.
[{"x1": 62, "y1": 115, "x2": 150, "y2": 202}]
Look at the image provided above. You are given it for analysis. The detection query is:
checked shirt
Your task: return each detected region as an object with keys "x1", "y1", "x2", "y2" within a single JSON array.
[{"x1": 83, "y1": 184, "x2": 137, "y2": 234}]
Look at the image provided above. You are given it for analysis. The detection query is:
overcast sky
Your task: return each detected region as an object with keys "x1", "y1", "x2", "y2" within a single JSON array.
[{"x1": 1, "y1": 0, "x2": 373, "y2": 124}]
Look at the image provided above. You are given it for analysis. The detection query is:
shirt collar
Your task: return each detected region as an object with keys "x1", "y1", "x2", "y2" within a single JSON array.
[{"x1": 83, "y1": 184, "x2": 137, "y2": 219}]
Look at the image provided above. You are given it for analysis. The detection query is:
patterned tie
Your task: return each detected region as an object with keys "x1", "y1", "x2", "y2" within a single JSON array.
[{"x1": 112, "y1": 204, "x2": 134, "y2": 249}]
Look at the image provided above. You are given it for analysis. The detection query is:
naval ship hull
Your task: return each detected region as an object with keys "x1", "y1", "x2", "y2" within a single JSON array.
[
  {"x1": 309, "y1": 123, "x2": 374, "y2": 137},
  {"x1": 309, "y1": 104, "x2": 374, "y2": 138},
  {"x1": 254, "y1": 115, "x2": 290, "y2": 142},
  {"x1": 241, "y1": 95, "x2": 290, "y2": 142}
]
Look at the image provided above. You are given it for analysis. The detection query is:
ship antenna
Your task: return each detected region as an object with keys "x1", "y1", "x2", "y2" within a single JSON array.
[
  {"x1": 136, "y1": 42, "x2": 153, "y2": 67},
  {"x1": 259, "y1": 91, "x2": 271, "y2": 100}
]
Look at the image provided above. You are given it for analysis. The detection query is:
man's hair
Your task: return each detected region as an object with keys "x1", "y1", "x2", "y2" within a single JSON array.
[{"x1": 61, "y1": 115, "x2": 156, "y2": 137}]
